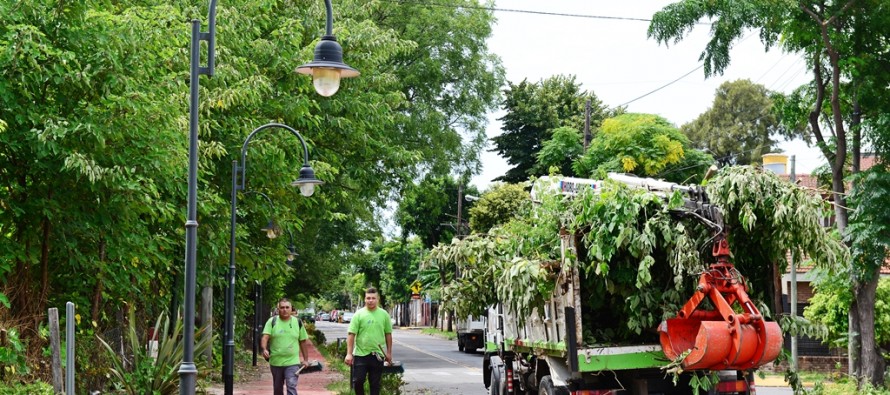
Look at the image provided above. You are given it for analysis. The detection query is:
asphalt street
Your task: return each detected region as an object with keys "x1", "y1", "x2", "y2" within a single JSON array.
[{"x1": 314, "y1": 320, "x2": 487, "y2": 394}]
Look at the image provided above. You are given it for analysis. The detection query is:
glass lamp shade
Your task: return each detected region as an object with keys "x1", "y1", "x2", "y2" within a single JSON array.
[
  {"x1": 262, "y1": 221, "x2": 279, "y2": 239},
  {"x1": 299, "y1": 183, "x2": 316, "y2": 197},
  {"x1": 291, "y1": 165, "x2": 324, "y2": 197},
  {"x1": 312, "y1": 68, "x2": 341, "y2": 97}
]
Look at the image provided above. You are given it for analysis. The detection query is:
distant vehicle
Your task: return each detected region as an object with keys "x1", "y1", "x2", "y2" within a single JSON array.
[
  {"x1": 340, "y1": 311, "x2": 355, "y2": 323},
  {"x1": 320, "y1": 313, "x2": 331, "y2": 321},
  {"x1": 298, "y1": 312, "x2": 315, "y2": 323}
]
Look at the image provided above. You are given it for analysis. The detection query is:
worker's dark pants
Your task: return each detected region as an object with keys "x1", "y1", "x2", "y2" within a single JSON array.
[
  {"x1": 351, "y1": 354, "x2": 384, "y2": 395},
  {"x1": 270, "y1": 364, "x2": 300, "y2": 395}
]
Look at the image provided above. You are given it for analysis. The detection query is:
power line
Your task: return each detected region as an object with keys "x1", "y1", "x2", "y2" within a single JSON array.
[
  {"x1": 378, "y1": 0, "x2": 689, "y2": 23},
  {"x1": 615, "y1": 64, "x2": 704, "y2": 107}
]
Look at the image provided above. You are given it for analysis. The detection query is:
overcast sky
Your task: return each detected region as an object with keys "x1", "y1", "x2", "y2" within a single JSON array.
[{"x1": 470, "y1": 0, "x2": 823, "y2": 189}]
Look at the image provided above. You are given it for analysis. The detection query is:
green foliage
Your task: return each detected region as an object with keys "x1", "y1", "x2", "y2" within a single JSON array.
[
  {"x1": 0, "y1": 0, "x2": 504, "y2": 380},
  {"x1": 533, "y1": 126, "x2": 585, "y2": 176},
  {"x1": 681, "y1": 79, "x2": 787, "y2": 165},
  {"x1": 467, "y1": 182, "x2": 529, "y2": 234},
  {"x1": 396, "y1": 175, "x2": 477, "y2": 248},
  {"x1": 97, "y1": 310, "x2": 214, "y2": 395},
  {"x1": 846, "y1": 167, "x2": 890, "y2": 281},
  {"x1": 434, "y1": 166, "x2": 845, "y2": 343},
  {"x1": 805, "y1": 277, "x2": 890, "y2": 348},
  {"x1": 0, "y1": 382, "x2": 53, "y2": 395},
  {"x1": 573, "y1": 113, "x2": 713, "y2": 183},
  {"x1": 707, "y1": 166, "x2": 847, "y2": 272},
  {"x1": 492, "y1": 75, "x2": 612, "y2": 182},
  {"x1": 0, "y1": 328, "x2": 27, "y2": 377}
]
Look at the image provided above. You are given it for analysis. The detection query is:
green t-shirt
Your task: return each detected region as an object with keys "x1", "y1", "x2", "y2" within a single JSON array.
[
  {"x1": 262, "y1": 316, "x2": 309, "y2": 367},
  {"x1": 348, "y1": 307, "x2": 392, "y2": 357}
]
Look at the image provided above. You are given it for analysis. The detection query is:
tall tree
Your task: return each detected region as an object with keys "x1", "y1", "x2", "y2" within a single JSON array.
[
  {"x1": 491, "y1": 75, "x2": 609, "y2": 183},
  {"x1": 369, "y1": 0, "x2": 505, "y2": 179},
  {"x1": 649, "y1": 0, "x2": 890, "y2": 385},
  {"x1": 574, "y1": 113, "x2": 714, "y2": 184},
  {"x1": 681, "y1": 79, "x2": 785, "y2": 165},
  {"x1": 395, "y1": 175, "x2": 478, "y2": 248},
  {"x1": 468, "y1": 182, "x2": 528, "y2": 234}
]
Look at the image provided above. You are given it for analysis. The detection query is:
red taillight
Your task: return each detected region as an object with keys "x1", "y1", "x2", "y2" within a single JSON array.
[
  {"x1": 505, "y1": 369, "x2": 514, "y2": 393},
  {"x1": 716, "y1": 380, "x2": 750, "y2": 393}
]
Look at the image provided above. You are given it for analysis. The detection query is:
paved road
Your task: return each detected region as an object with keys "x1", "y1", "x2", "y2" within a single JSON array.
[
  {"x1": 314, "y1": 321, "x2": 487, "y2": 394},
  {"x1": 314, "y1": 321, "x2": 793, "y2": 395}
]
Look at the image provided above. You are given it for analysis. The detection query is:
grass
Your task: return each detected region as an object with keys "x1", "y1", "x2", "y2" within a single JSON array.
[
  {"x1": 758, "y1": 369, "x2": 890, "y2": 395},
  {"x1": 420, "y1": 327, "x2": 457, "y2": 341}
]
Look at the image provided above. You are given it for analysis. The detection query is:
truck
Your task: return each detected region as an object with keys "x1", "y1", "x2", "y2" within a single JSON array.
[
  {"x1": 456, "y1": 315, "x2": 487, "y2": 353},
  {"x1": 481, "y1": 175, "x2": 783, "y2": 395}
]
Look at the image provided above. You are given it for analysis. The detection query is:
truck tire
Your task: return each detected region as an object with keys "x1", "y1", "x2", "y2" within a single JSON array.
[
  {"x1": 538, "y1": 376, "x2": 568, "y2": 395},
  {"x1": 458, "y1": 337, "x2": 465, "y2": 352}
]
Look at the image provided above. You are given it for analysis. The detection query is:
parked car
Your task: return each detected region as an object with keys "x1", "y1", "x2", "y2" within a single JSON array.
[
  {"x1": 298, "y1": 312, "x2": 315, "y2": 323},
  {"x1": 319, "y1": 312, "x2": 331, "y2": 321},
  {"x1": 340, "y1": 311, "x2": 355, "y2": 323}
]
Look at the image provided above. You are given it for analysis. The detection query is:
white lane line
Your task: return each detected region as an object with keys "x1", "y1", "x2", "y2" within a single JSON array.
[{"x1": 392, "y1": 338, "x2": 481, "y2": 371}]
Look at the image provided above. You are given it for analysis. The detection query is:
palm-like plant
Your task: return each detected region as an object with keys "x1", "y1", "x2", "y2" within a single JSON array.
[{"x1": 98, "y1": 309, "x2": 214, "y2": 394}]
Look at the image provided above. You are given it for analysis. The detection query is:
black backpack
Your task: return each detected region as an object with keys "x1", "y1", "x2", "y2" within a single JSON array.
[{"x1": 271, "y1": 315, "x2": 303, "y2": 330}]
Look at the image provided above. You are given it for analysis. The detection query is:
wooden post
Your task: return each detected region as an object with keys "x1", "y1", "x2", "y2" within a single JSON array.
[
  {"x1": 48, "y1": 308, "x2": 63, "y2": 394},
  {"x1": 200, "y1": 285, "x2": 213, "y2": 363}
]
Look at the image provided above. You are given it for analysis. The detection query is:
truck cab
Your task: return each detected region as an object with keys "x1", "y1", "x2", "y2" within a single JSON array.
[{"x1": 456, "y1": 315, "x2": 486, "y2": 353}]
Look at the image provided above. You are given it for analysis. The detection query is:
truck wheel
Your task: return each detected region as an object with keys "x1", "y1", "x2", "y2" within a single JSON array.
[
  {"x1": 458, "y1": 337, "x2": 465, "y2": 352},
  {"x1": 538, "y1": 376, "x2": 568, "y2": 395}
]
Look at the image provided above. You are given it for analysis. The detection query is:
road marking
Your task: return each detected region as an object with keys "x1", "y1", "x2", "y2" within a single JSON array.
[
  {"x1": 392, "y1": 338, "x2": 481, "y2": 371},
  {"x1": 431, "y1": 372, "x2": 451, "y2": 376}
]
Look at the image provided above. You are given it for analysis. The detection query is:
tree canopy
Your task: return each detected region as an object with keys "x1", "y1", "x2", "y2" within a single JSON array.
[
  {"x1": 0, "y1": 3, "x2": 504, "y2": 388},
  {"x1": 574, "y1": 113, "x2": 714, "y2": 183},
  {"x1": 491, "y1": 75, "x2": 611, "y2": 183},
  {"x1": 681, "y1": 79, "x2": 785, "y2": 165}
]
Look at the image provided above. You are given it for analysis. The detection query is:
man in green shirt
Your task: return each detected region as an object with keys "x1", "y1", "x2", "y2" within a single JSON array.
[
  {"x1": 345, "y1": 287, "x2": 393, "y2": 395},
  {"x1": 261, "y1": 298, "x2": 310, "y2": 395}
]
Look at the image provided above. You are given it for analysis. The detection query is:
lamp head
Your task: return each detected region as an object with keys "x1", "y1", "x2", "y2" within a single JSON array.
[
  {"x1": 296, "y1": 35, "x2": 359, "y2": 97},
  {"x1": 291, "y1": 164, "x2": 325, "y2": 197},
  {"x1": 261, "y1": 220, "x2": 279, "y2": 239},
  {"x1": 286, "y1": 245, "x2": 297, "y2": 265}
]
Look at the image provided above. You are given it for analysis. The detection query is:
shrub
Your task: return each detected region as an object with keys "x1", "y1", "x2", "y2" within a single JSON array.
[
  {"x1": 0, "y1": 382, "x2": 53, "y2": 395},
  {"x1": 97, "y1": 310, "x2": 214, "y2": 395}
]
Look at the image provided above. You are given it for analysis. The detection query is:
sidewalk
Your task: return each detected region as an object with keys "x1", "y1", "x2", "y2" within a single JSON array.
[{"x1": 206, "y1": 341, "x2": 342, "y2": 395}]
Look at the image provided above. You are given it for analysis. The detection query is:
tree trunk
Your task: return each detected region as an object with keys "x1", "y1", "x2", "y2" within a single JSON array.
[
  {"x1": 849, "y1": 294, "x2": 861, "y2": 377},
  {"x1": 857, "y1": 272, "x2": 885, "y2": 386},
  {"x1": 39, "y1": 211, "x2": 52, "y2": 309},
  {"x1": 91, "y1": 240, "x2": 107, "y2": 323},
  {"x1": 772, "y1": 261, "x2": 783, "y2": 316}
]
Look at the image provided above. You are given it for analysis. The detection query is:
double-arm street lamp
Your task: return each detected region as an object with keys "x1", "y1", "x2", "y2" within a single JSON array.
[
  {"x1": 224, "y1": 123, "x2": 324, "y2": 393},
  {"x1": 181, "y1": 1, "x2": 358, "y2": 394}
]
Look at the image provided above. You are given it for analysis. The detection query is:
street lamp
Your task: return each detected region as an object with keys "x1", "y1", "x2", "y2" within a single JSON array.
[
  {"x1": 224, "y1": 123, "x2": 324, "y2": 394},
  {"x1": 181, "y1": 1, "x2": 357, "y2": 394}
]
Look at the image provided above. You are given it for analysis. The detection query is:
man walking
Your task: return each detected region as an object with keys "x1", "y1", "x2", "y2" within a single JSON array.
[
  {"x1": 261, "y1": 298, "x2": 310, "y2": 395},
  {"x1": 345, "y1": 287, "x2": 393, "y2": 395}
]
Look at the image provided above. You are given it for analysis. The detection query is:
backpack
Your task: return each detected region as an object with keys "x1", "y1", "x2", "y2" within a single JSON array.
[{"x1": 271, "y1": 315, "x2": 303, "y2": 330}]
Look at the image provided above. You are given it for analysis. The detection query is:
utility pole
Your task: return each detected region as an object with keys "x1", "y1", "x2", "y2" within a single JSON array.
[
  {"x1": 789, "y1": 155, "x2": 798, "y2": 371},
  {"x1": 583, "y1": 100, "x2": 592, "y2": 149}
]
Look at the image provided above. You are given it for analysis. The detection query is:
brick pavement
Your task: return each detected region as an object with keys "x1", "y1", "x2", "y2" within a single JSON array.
[{"x1": 205, "y1": 340, "x2": 342, "y2": 395}]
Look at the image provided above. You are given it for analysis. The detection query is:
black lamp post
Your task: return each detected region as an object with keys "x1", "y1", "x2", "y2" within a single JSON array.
[
  {"x1": 224, "y1": 123, "x2": 324, "y2": 394},
  {"x1": 180, "y1": 0, "x2": 357, "y2": 394}
]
